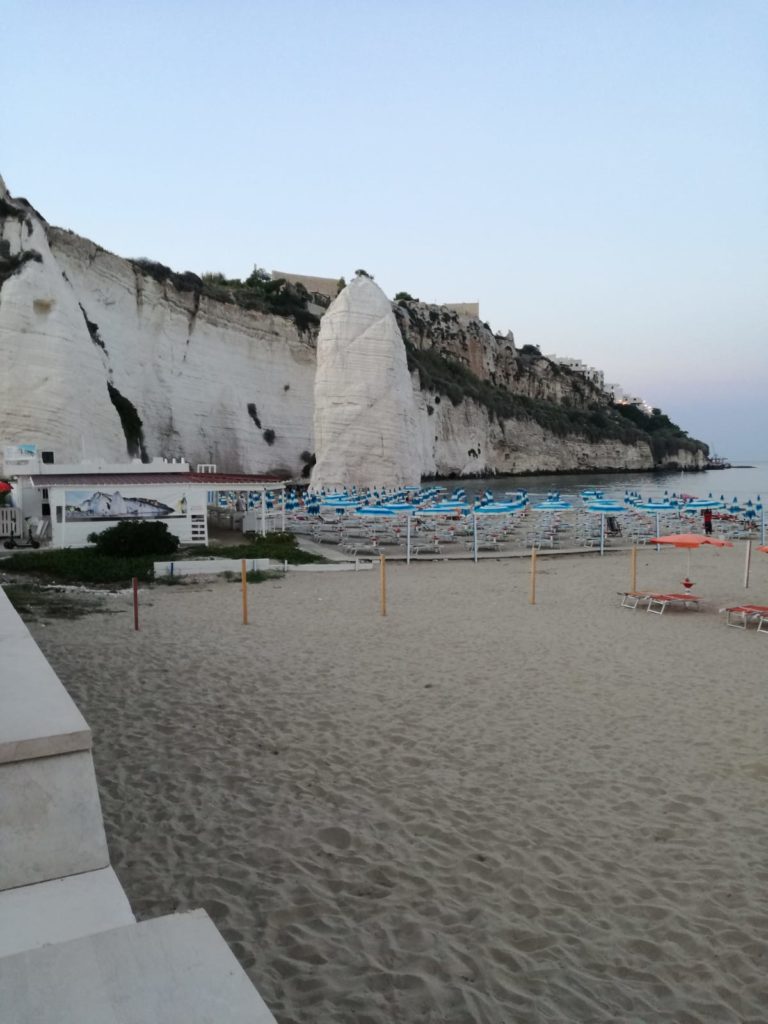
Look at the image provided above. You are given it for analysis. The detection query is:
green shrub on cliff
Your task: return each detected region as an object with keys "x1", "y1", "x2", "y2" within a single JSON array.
[{"x1": 131, "y1": 260, "x2": 320, "y2": 333}]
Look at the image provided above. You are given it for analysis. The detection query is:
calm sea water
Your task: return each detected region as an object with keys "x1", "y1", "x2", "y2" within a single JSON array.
[{"x1": 434, "y1": 461, "x2": 768, "y2": 503}]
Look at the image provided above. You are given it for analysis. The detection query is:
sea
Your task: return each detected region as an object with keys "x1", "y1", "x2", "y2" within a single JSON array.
[{"x1": 433, "y1": 461, "x2": 768, "y2": 504}]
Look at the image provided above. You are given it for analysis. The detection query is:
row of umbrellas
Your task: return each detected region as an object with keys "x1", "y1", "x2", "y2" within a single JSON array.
[{"x1": 217, "y1": 481, "x2": 765, "y2": 553}]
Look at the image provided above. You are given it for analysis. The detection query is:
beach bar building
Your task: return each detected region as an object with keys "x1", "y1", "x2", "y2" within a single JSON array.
[{"x1": 1, "y1": 448, "x2": 290, "y2": 548}]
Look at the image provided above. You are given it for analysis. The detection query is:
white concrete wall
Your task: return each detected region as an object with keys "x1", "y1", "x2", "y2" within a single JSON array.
[{"x1": 154, "y1": 558, "x2": 271, "y2": 577}]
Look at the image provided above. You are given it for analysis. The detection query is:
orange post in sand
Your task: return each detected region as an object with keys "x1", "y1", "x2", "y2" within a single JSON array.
[{"x1": 380, "y1": 554, "x2": 387, "y2": 617}]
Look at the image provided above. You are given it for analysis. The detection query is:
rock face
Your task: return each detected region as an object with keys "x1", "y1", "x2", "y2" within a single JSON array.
[
  {"x1": 311, "y1": 277, "x2": 421, "y2": 488},
  {"x1": 0, "y1": 178, "x2": 707, "y2": 478},
  {"x1": 47, "y1": 229, "x2": 317, "y2": 475},
  {"x1": 0, "y1": 177, "x2": 316, "y2": 474},
  {"x1": 394, "y1": 301, "x2": 604, "y2": 407},
  {"x1": 0, "y1": 179, "x2": 127, "y2": 462}
]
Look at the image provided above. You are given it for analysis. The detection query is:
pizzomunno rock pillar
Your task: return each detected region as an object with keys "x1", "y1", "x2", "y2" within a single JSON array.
[{"x1": 311, "y1": 276, "x2": 421, "y2": 489}]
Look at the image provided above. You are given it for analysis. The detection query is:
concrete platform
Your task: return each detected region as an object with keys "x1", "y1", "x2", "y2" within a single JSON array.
[
  {"x1": 0, "y1": 910, "x2": 278, "y2": 1023},
  {"x1": 0, "y1": 867, "x2": 134, "y2": 958},
  {"x1": 0, "y1": 589, "x2": 91, "y2": 765},
  {"x1": 0, "y1": 750, "x2": 109, "y2": 891}
]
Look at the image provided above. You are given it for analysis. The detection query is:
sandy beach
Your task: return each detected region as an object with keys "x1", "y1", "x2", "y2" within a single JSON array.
[{"x1": 28, "y1": 547, "x2": 768, "y2": 1023}]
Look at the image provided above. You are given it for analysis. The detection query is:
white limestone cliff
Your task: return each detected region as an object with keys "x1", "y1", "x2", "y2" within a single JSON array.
[
  {"x1": 0, "y1": 177, "x2": 706, "y2": 479},
  {"x1": 0, "y1": 179, "x2": 127, "y2": 461},
  {"x1": 48, "y1": 229, "x2": 316, "y2": 474},
  {"x1": 0, "y1": 181, "x2": 317, "y2": 474},
  {"x1": 311, "y1": 277, "x2": 421, "y2": 488}
]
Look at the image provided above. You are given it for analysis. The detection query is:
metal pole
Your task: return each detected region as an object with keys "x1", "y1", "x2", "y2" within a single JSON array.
[
  {"x1": 473, "y1": 512, "x2": 478, "y2": 563},
  {"x1": 281, "y1": 487, "x2": 285, "y2": 533},
  {"x1": 260, "y1": 489, "x2": 266, "y2": 537},
  {"x1": 631, "y1": 546, "x2": 637, "y2": 592},
  {"x1": 600, "y1": 513, "x2": 605, "y2": 556},
  {"x1": 132, "y1": 577, "x2": 139, "y2": 631},
  {"x1": 241, "y1": 559, "x2": 248, "y2": 624},
  {"x1": 529, "y1": 547, "x2": 537, "y2": 605},
  {"x1": 379, "y1": 554, "x2": 387, "y2": 617},
  {"x1": 406, "y1": 515, "x2": 411, "y2": 565},
  {"x1": 744, "y1": 539, "x2": 752, "y2": 590},
  {"x1": 656, "y1": 511, "x2": 660, "y2": 552}
]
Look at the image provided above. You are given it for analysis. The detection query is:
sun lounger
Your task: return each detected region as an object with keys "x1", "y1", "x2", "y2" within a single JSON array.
[
  {"x1": 340, "y1": 539, "x2": 379, "y2": 556},
  {"x1": 619, "y1": 591, "x2": 652, "y2": 609},
  {"x1": 720, "y1": 604, "x2": 768, "y2": 630},
  {"x1": 412, "y1": 539, "x2": 441, "y2": 555},
  {"x1": 646, "y1": 593, "x2": 701, "y2": 615}
]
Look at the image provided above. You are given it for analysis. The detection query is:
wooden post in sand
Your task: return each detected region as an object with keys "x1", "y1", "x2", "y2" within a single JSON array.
[
  {"x1": 529, "y1": 547, "x2": 537, "y2": 605},
  {"x1": 630, "y1": 546, "x2": 638, "y2": 593},
  {"x1": 132, "y1": 577, "x2": 139, "y2": 631},
  {"x1": 744, "y1": 539, "x2": 752, "y2": 590},
  {"x1": 241, "y1": 559, "x2": 248, "y2": 625},
  {"x1": 380, "y1": 553, "x2": 387, "y2": 617}
]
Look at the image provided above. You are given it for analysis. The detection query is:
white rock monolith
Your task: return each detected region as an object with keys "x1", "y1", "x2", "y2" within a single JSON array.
[{"x1": 311, "y1": 276, "x2": 421, "y2": 489}]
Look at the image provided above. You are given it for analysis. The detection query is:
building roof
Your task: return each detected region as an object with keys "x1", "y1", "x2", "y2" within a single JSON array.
[{"x1": 29, "y1": 472, "x2": 289, "y2": 489}]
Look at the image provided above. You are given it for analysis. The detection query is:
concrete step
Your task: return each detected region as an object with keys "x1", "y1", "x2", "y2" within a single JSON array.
[
  {"x1": 0, "y1": 909, "x2": 278, "y2": 1024},
  {"x1": 0, "y1": 867, "x2": 134, "y2": 958},
  {"x1": 0, "y1": 588, "x2": 91, "y2": 766},
  {"x1": 0, "y1": 749, "x2": 109, "y2": 891}
]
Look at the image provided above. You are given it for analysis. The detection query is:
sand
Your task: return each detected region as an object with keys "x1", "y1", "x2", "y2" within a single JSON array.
[{"x1": 28, "y1": 547, "x2": 768, "y2": 1023}]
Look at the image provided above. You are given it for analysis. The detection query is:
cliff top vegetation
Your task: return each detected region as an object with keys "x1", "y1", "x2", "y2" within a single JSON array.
[
  {"x1": 130, "y1": 259, "x2": 321, "y2": 333},
  {"x1": 405, "y1": 344, "x2": 707, "y2": 463}
]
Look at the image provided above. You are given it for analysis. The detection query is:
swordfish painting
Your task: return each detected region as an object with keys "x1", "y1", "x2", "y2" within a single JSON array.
[{"x1": 65, "y1": 490, "x2": 188, "y2": 521}]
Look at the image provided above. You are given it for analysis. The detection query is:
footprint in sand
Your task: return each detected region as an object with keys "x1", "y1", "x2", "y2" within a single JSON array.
[{"x1": 317, "y1": 825, "x2": 352, "y2": 850}]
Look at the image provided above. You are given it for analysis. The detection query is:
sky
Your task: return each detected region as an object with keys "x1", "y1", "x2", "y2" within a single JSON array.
[{"x1": 3, "y1": 0, "x2": 766, "y2": 458}]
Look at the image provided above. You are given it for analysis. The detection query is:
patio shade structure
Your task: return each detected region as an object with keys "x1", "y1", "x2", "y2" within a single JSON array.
[
  {"x1": 469, "y1": 502, "x2": 526, "y2": 562},
  {"x1": 410, "y1": 506, "x2": 469, "y2": 564},
  {"x1": 648, "y1": 532, "x2": 733, "y2": 576},
  {"x1": 586, "y1": 501, "x2": 626, "y2": 555},
  {"x1": 636, "y1": 500, "x2": 679, "y2": 550}
]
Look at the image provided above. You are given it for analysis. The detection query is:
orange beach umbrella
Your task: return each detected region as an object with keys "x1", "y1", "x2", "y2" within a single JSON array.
[
  {"x1": 649, "y1": 534, "x2": 733, "y2": 549},
  {"x1": 649, "y1": 533, "x2": 733, "y2": 577}
]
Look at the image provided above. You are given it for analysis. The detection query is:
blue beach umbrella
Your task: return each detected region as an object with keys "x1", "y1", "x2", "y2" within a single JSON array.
[
  {"x1": 684, "y1": 498, "x2": 724, "y2": 509},
  {"x1": 534, "y1": 500, "x2": 573, "y2": 511},
  {"x1": 636, "y1": 500, "x2": 678, "y2": 548},
  {"x1": 587, "y1": 500, "x2": 626, "y2": 555},
  {"x1": 354, "y1": 506, "x2": 395, "y2": 517},
  {"x1": 475, "y1": 501, "x2": 527, "y2": 514},
  {"x1": 379, "y1": 501, "x2": 415, "y2": 512}
]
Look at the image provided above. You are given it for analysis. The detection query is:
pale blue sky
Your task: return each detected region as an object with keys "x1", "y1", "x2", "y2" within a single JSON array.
[{"x1": 3, "y1": 1, "x2": 766, "y2": 457}]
